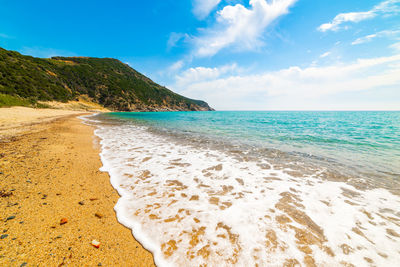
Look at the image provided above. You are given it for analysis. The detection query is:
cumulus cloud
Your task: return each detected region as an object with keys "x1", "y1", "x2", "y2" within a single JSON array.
[
  {"x1": 171, "y1": 54, "x2": 400, "y2": 110},
  {"x1": 192, "y1": 0, "x2": 222, "y2": 19},
  {"x1": 352, "y1": 29, "x2": 400, "y2": 45},
  {"x1": 318, "y1": 0, "x2": 400, "y2": 32},
  {"x1": 175, "y1": 63, "x2": 238, "y2": 85},
  {"x1": 194, "y1": 0, "x2": 297, "y2": 57}
]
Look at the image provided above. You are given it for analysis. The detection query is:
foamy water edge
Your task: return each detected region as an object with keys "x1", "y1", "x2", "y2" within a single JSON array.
[{"x1": 80, "y1": 114, "x2": 400, "y2": 267}]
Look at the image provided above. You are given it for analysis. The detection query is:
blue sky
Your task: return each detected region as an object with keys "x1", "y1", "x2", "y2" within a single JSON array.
[{"x1": 1, "y1": 0, "x2": 399, "y2": 110}]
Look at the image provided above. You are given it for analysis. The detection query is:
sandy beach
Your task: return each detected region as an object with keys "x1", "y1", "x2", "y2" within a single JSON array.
[{"x1": 0, "y1": 108, "x2": 154, "y2": 266}]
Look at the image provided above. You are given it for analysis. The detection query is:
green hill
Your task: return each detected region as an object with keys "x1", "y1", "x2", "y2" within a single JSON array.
[{"x1": 0, "y1": 47, "x2": 213, "y2": 111}]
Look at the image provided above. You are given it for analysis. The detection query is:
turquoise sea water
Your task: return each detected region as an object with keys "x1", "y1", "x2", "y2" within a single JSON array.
[
  {"x1": 106, "y1": 111, "x2": 400, "y2": 190},
  {"x1": 86, "y1": 111, "x2": 400, "y2": 266}
]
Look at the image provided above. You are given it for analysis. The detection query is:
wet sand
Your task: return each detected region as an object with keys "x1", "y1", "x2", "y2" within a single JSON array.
[{"x1": 0, "y1": 108, "x2": 155, "y2": 266}]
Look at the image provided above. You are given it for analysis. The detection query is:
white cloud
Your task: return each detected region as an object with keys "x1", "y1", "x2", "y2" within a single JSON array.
[
  {"x1": 167, "y1": 32, "x2": 189, "y2": 50},
  {"x1": 168, "y1": 60, "x2": 185, "y2": 72},
  {"x1": 318, "y1": 12, "x2": 375, "y2": 32},
  {"x1": 176, "y1": 63, "x2": 238, "y2": 85},
  {"x1": 319, "y1": 51, "x2": 331, "y2": 58},
  {"x1": 194, "y1": 0, "x2": 297, "y2": 57},
  {"x1": 352, "y1": 29, "x2": 400, "y2": 45},
  {"x1": 352, "y1": 33, "x2": 379, "y2": 45},
  {"x1": 374, "y1": 0, "x2": 400, "y2": 13},
  {"x1": 192, "y1": 0, "x2": 222, "y2": 19},
  {"x1": 390, "y1": 42, "x2": 400, "y2": 51},
  {"x1": 318, "y1": 0, "x2": 400, "y2": 32},
  {"x1": 171, "y1": 54, "x2": 400, "y2": 110}
]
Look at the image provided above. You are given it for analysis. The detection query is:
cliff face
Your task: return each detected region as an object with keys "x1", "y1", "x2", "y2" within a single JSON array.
[{"x1": 0, "y1": 47, "x2": 213, "y2": 111}]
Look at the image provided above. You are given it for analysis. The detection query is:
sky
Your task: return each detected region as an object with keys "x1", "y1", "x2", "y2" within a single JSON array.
[{"x1": 0, "y1": 0, "x2": 399, "y2": 110}]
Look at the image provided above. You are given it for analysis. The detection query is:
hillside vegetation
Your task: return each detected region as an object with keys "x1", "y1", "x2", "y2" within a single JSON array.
[{"x1": 0, "y1": 47, "x2": 212, "y2": 111}]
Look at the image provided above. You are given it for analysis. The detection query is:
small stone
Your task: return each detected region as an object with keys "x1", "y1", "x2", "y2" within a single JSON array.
[
  {"x1": 94, "y1": 213, "x2": 103, "y2": 219},
  {"x1": 98, "y1": 263, "x2": 102, "y2": 266},
  {"x1": 6, "y1": 216, "x2": 15, "y2": 221},
  {"x1": 19, "y1": 221, "x2": 24, "y2": 224},
  {"x1": 20, "y1": 263, "x2": 27, "y2": 267},
  {"x1": 26, "y1": 180, "x2": 32, "y2": 183},
  {"x1": 78, "y1": 201, "x2": 85, "y2": 205},
  {"x1": 89, "y1": 198, "x2": 98, "y2": 201},
  {"x1": 1, "y1": 234, "x2": 8, "y2": 239},
  {"x1": 60, "y1": 218, "x2": 68, "y2": 225},
  {"x1": 91, "y1": 240, "x2": 100, "y2": 248},
  {"x1": 0, "y1": 191, "x2": 12, "y2": 197},
  {"x1": 3, "y1": 229, "x2": 7, "y2": 233}
]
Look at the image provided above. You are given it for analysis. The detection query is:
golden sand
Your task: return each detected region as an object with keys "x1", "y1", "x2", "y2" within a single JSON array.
[
  {"x1": 0, "y1": 108, "x2": 154, "y2": 266},
  {"x1": 0, "y1": 107, "x2": 84, "y2": 140}
]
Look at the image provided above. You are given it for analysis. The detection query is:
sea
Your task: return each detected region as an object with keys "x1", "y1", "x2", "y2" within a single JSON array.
[{"x1": 82, "y1": 111, "x2": 400, "y2": 266}]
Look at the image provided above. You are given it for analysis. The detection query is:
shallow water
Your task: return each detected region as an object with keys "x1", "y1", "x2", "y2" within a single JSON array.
[{"x1": 82, "y1": 111, "x2": 400, "y2": 266}]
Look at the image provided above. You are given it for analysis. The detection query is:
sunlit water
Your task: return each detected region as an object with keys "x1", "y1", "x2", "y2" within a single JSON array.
[{"x1": 82, "y1": 111, "x2": 400, "y2": 266}]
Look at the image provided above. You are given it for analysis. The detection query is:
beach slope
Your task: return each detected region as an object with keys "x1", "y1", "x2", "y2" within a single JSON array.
[{"x1": 0, "y1": 108, "x2": 154, "y2": 266}]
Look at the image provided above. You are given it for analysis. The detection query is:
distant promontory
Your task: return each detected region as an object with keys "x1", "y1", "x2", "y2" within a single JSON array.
[{"x1": 0, "y1": 47, "x2": 213, "y2": 111}]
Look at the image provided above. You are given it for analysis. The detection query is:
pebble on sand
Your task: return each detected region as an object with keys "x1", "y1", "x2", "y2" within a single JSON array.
[
  {"x1": 94, "y1": 213, "x2": 103, "y2": 219},
  {"x1": 60, "y1": 218, "x2": 68, "y2": 225},
  {"x1": 6, "y1": 215, "x2": 15, "y2": 221},
  {"x1": 0, "y1": 190, "x2": 13, "y2": 197},
  {"x1": 91, "y1": 239, "x2": 100, "y2": 248}
]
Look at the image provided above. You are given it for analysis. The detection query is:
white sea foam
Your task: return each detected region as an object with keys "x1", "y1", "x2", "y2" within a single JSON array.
[{"x1": 82, "y1": 115, "x2": 400, "y2": 266}]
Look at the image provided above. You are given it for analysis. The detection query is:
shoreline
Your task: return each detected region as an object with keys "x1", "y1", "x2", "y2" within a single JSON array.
[
  {"x1": 90, "y1": 111, "x2": 400, "y2": 266},
  {"x1": 0, "y1": 108, "x2": 155, "y2": 266}
]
